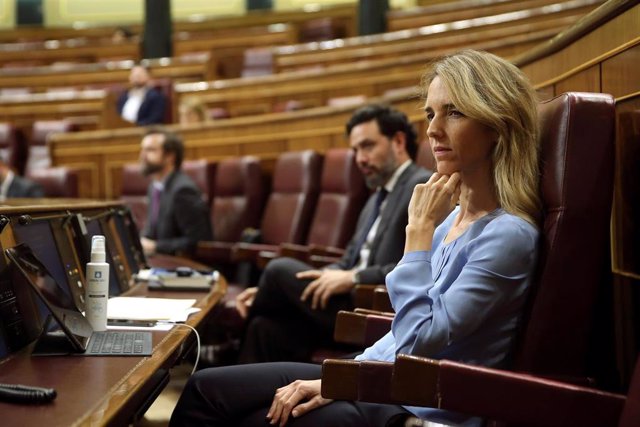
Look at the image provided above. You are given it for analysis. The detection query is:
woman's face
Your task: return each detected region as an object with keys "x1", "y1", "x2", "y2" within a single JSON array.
[
  {"x1": 425, "y1": 76, "x2": 496, "y2": 177},
  {"x1": 179, "y1": 107, "x2": 202, "y2": 125}
]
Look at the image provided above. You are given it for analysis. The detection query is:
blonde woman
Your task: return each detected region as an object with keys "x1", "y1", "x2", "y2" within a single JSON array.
[
  {"x1": 171, "y1": 50, "x2": 541, "y2": 427},
  {"x1": 179, "y1": 96, "x2": 209, "y2": 125}
]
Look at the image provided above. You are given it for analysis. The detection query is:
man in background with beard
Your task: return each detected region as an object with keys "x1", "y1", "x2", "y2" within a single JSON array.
[
  {"x1": 139, "y1": 128, "x2": 212, "y2": 256},
  {"x1": 117, "y1": 65, "x2": 167, "y2": 126},
  {"x1": 234, "y1": 104, "x2": 432, "y2": 363}
]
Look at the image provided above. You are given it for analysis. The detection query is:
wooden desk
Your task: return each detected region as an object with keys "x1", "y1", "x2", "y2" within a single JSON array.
[{"x1": 0, "y1": 278, "x2": 226, "y2": 426}]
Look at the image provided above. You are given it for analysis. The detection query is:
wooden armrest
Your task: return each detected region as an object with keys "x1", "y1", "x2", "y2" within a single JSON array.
[
  {"x1": 353, "y1": 284, "x2": 386, "y2": 309},
  {"x1": 147, "y1": 253, "x2": 212, "y2": 271},
  {"x1": 256, "y1": 250, "x2": 278, "y2": 269},
  {"x1": 353, "y1": 308, "x2": 394, "y2": 317},
  {"x1": 321, "y1": 359, "x2": 394, "y2": 403},
  {"x1": 372, "y1": 287, "x2": 392, "y2": 312},
  {"x1": 308, "y1": 245, "x2": 345, "y2": 257},
  {"x1": 391, "y1": 354, "x2": 440, "y2": 407},
  {"x1": 392, "y1": 355, "x2": 625, "y2": 427},
  {"x1": 308, "y1": 254, "x2": 341, "y2": 268},
  {"x1": 353, "y1": 284, "x2": 377, "y2": 309},
  {"x1": 334, "y1": 310, "x2": 392, "y2": 346},
  {"x1": 358, "y1": 361, "x2": 395, "y2": 403},
  {"x1": 322, "y1": 359, "x2": 360, "y2": 400},
  {"x1": 193, "y1": 241, "x2": 235, "y2": 264},
  {"x1": 278, "y1": 243, "x2": 311, "y2": 261},
  {"x1": 231, "y1": 242, "x2": 278, "y2": 263}
]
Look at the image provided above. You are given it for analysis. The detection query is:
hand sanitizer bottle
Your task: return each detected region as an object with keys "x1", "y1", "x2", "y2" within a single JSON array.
[{"x1": 85, "y1": 235, "x2": 109, "y2": 331}]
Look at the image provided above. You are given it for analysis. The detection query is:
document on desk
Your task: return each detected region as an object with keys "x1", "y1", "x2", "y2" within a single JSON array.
[{"x1": 107, "y1": 297, "x2": 198, "y2": 321}]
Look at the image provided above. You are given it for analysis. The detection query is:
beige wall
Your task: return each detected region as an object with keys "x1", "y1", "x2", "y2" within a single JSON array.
[
  {"x1": 274, "y1": 0, "x2": 416, "y2": 11},
  {"x1": 0, "y1": 0, "x2": 15, "y2": 30},
  {"x1": 43, "y1": 0, "x2": 245, "y2": 27},
  {"x1": 32, "y1": 0, "x2": 418, "y2": 28}
]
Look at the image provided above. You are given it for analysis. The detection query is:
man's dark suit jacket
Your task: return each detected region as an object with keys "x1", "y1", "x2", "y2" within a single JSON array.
[
  {"x1": 7, "y1": 175, "x2": 45, "y2": 198},
  {"x1": 116, "y1": 87, "x2": 167, "y2": 126},
  {"x1": 328, "y1": 162, "x2": 432, "y2": 284},
  {"x1": 142, "y1": 170, "x2": 213, "y2": 255}
]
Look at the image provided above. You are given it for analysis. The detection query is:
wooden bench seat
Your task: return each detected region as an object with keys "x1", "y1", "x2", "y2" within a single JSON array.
[
  {"x1": 387, "y1": 0, "x2": 580, "y2": 31},
  {"x1": 0, "y1": 3, "x2": 356, "y2": 43},
  {"x1": 176, "y1": 24, "x2": 568, "y2": 116},
  {"x1": 273, "y1": 0, "x2": 604, "y2": 72},
  {"x1": 48, "y1": 91, "x2": 424, "y2": 200}
]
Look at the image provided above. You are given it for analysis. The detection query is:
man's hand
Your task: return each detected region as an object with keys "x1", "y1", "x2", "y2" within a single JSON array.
[
  {"x1": 235, "y1": 287, "x2": 258, "y2": 319},
  {"x1": 267, "y1": 379, "x2": 331, "y2": 426},
  {"x1": 140, "y1": 237, "x2": 157, "y2": 255},
  {"x1": 298, "y1": 269, "x2": 355, "y2": 310}
]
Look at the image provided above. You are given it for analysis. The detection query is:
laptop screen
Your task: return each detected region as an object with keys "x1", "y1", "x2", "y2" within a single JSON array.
[
  {"x1": 112, "y1": 209, "x2": 147, "y2": 274},
  {"x1": 12, "y1": 220, "x2": 72, "y2": 302},
  {"x1": 6, "y1": 244, "x2": 93, "y2": 352}
]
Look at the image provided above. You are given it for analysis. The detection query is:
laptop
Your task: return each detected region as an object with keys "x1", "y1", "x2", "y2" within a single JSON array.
[
  {"x1": 145, "y1": 267, "x2": 218, "y2": 292},
  {"x1": 5, "y1": 244, "x2": 152, "y2": 357}
]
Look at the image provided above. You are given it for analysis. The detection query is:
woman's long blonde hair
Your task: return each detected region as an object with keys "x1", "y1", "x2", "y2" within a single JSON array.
[{"x1": 421, "y1": 49, "x2": 541, "y2": 225}]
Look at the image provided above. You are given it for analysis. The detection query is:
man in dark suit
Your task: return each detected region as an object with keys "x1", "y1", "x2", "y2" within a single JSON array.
[
  {"x1": 117, "y1": 65, "x2": 167, "y2": 126},
  {"x1": 139, "y1": 128, "x2": 213, "y2": 256},
  {"x1": 0, "y1": 156, "x2": 44, "y2": 200},
  {"x1": 235, "y1": 104, "x2": 432, "y2": 363}
]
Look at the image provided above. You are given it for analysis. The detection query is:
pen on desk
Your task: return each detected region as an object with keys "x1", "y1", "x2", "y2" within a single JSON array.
[{"x1": 107, "y1": 319, "x2": 156, "y2": 327}]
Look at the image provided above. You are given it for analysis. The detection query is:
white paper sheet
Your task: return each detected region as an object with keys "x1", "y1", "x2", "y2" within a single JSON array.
[{"x1": 107, "y1": 297, "x2": 197, "y2": 321}]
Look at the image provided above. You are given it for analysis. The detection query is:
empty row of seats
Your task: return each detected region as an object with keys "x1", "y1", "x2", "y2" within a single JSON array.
[{"x1": 0, "y1": 120, "x2": 78, "y2": 174}]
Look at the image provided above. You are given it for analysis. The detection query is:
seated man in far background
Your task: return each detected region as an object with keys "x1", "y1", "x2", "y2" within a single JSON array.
[
  {"x1": 0, "y1": 155, "x2": 44, "y2": 200},
  {"x1": 117, "y1": 64, "x2": 167, "y2": 126},
  {"x1": 139, "y1": 128, "x2": 213, "y2": 256}
]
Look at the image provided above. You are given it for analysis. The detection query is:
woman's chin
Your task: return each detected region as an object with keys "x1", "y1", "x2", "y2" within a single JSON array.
[{"x1": 435, "y1": 165, "x2": 459, "y2": 176}]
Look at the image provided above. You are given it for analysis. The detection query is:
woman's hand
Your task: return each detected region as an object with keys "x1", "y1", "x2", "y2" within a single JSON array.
[
  {"x1": 405, "y1": 172, "x2": 461, "y2": 252},
  {"x1": 266, "y1": 379, "x2": 332, "y2": 426},
  {"x1": 235, "y1": 287, "x2": 258, "y2": 319}
]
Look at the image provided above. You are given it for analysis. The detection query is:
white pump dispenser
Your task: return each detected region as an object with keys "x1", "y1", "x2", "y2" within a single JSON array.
[{"x1": 85, "y1": 235, "x2": 109, "y2": 331}]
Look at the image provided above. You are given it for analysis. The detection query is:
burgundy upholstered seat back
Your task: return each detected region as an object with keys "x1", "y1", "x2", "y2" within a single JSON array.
[
  {"x1": 0, "y1": 123, "x2": 27, "y2": 175},
  {"x1": 28, "y1": 166, "x2": 79, "y2": 197},
  {"x1": 182, "y1": 159, "x2": 217, "y2": 205},
  {"x1": 515, "y1": 92, "x2": 615, "y2": 378},
  {"x1": 211, "y1": 156, "x2": 267, "y2": 242},
  {"x1": 305, "y1": 148, "x2": 368, "y2": 248},
  {"x1": 27, "y1": 120, "x2": 78, "y2": 174},
  {"x1": 260, "y1": 150, "x2": 323, "y2": 245},
  {"x1": 619, "y1": 355, "x2": 640, "y2": 426},
  {"x1": 120, "y1": 163, "x2": 152, "y2": 231}
]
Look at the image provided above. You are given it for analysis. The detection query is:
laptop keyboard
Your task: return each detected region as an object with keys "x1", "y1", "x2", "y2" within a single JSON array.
[{"x1": 87, "y1": 331, "x2": 153, "y2": 356}]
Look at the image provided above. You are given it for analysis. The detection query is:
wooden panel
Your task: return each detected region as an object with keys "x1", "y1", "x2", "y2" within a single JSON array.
[
  {"x1": 387, "y1": 0, "x2": 586, "y2": 31},
  {"x1": 536, "y1": 86, "x2": 555, "y2": 101},
  {"x1": 276, "y1": 10, "x2": 584, "y2": 71},
  {"x1": 49, "y1": 95, "x2": 427, "y2": 199},
  {"x1": 602, "y1": 43, "x2": 640, "y2": 99},
  {"x1": 0, "y1": 3, "x2": 356, "y2": 42},
  {"x1": 520, "y1": 4, "x2": 640, "y2": 86},
  {"x1": 554, "y1": 64, "x2": 601, "y2": 94}
]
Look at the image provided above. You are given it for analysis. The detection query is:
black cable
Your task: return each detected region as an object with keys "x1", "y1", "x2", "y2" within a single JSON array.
[{"x1": 0, "y1": 383, "x2": 57, "y2": 404}]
